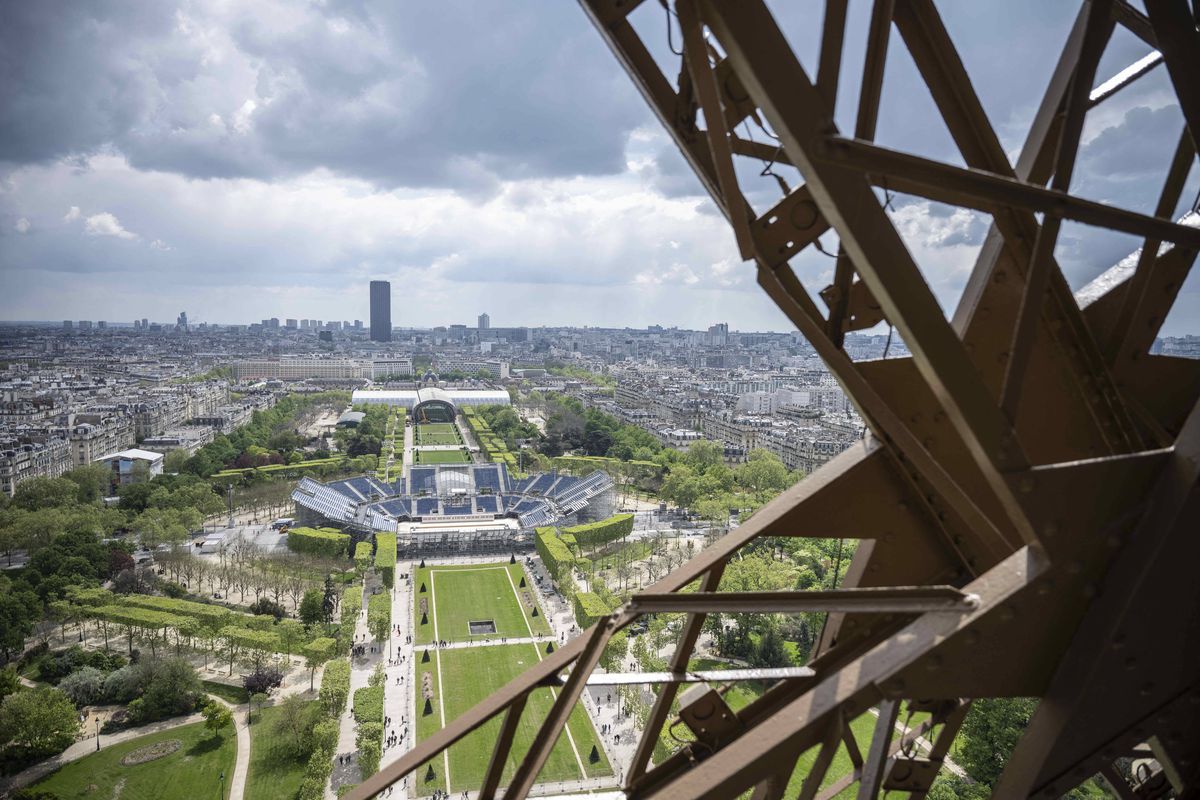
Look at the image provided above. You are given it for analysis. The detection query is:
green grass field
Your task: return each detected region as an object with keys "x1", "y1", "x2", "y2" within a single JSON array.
[
  {"x1": 415, "y1": 644, "x2": 611, "y2": 794},
  {"x1": 413, "y1": 562, "x2": 551, "y2": 645},
  {"x1": 415, "y1": 423, "x2": 463, "y2": 446},
  {"x1": 414, "y1": 448, "x2": 471, "y2": 464},
  {"x1": 244, "y1": 702, "x2": 313, "y2": 800},
  {"x1": 411, "y1": 561, "x2": 610, "y2": 794},
  {"x1": 30, "y1": 721, "x2": 236, "y2": 799}
]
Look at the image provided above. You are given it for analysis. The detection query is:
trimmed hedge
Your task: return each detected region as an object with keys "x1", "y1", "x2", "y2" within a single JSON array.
[
  {"x1": 535, "y1": 527, "x2": 574, "y2": 584},
  {"x1": 353, "y1": 685, "x2": 385, "y2": 725},
  {"x1": 319, "y1": 658, "x2": 351, "y2": 716},
  {"x1": 88, "y1": 604, "x2": 188, "y2": 631},
  {"x1": 563, "y1": 513, "x2": 635, "y2": 551},
  {"x1": 374, "y1": 532, "x2": 397, "y2": 587},
  {"x1": 119, "y1": 594, "x2": 235, "y2": 629},
  {"x1": 354, "y1": 541, "x2": 372, "y2": 574},
  {"x1": 287, "y1": 526, "x2": 350, "y2": 557},
  {"x1": 573, "y1": 592, "x2": 613, "y2": 628}
]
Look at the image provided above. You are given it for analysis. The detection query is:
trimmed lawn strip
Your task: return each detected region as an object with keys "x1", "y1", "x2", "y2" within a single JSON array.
[
  {"x1": 413, "y1": 563, "x2": 550, "y2": 645},
  {"x1": 414, "y1": 449, "x2": 471, "y2": 464},
  {"x1": 30, "y1": 721, "x2": 236, "y2": 799},
  {"x1": 245, "y1": 702, "x2": 312, "y2": 800},
  {"x1": 415, "y1": 644, "x2": 609, "y2": 794},
  {"x1": 203, "y1": 679, "x2": 249, "y2": 706}
]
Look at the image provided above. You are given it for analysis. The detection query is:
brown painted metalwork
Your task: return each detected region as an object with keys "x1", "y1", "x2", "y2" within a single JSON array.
[{"x1": 348, "y1": 1, "x2": 1200, "y2": 797}]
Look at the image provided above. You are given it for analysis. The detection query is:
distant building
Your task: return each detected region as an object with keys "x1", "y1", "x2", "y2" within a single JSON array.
[
  {"x1": 95, "y1": 448, "x2": 164, "y2": 488},
  {"x1": 370, "y1": 280, "x2": 392, "y2": 342},
  {"x1": 478, "y1": 312, "x2": 490, "y2": 330},
  {"x1": 62, "y1": 320, "x2": 74, "y2": 330},
  {"x1": 177, "y1": 311, "x2": 188, "y2": 330},
  {"x1": 318, "y1": 330, "x2": 333, "y2": 343},
  {"x1": 286, "y1": 318, "x2": 298, "y2": 329}
]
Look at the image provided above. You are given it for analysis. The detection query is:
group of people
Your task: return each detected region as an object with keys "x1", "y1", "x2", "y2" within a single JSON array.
[{"x1": 383, "y1": 713, "x2": 407, "y2": 750}]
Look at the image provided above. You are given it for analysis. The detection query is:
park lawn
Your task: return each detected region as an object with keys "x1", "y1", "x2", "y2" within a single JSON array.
[
  {"x1": 415, "y1": 644, "x2": 610, "y2": 795},
  {"x1": 30, "y1": 721, "x2": 236, "y2": 800},
  {"x1": 244, "y1": 702, "x2": 313, "y2": 800},
  {"x1": 413, "y1": 562, "x2": 550, "y2": 645},
  {"x1": 414, "y1": 448, "x2": 471, "y2": 464},
  {"x1": 203, "y1": 679, "x2": 249, "y2": 705}
]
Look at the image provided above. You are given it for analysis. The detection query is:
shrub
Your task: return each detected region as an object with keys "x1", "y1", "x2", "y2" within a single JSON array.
[
  {"x1": 352, "y1": 685, "x2": 384, "y2": 725},
  {"x1": 133, "y1": 658, "x2": 202, "y2": 723},
  {"x1": 573, "y1": 592, "x2": 612, "y2": 629},
  {"x1": 353, "y1": 541, "x2": 372, "y2": 574},
  {"x1": 373, "y1": 533, "x2": 396, "y2": 587},
  {"x1": 563, "y1": 514, "x2": 635, "y2": 551},
  {"x1": 243, "y1": 666, "x2": 283, "y2": 697},
  {"x1": 103, "y1": 664, "x2": 143, "y2": 703},
  {"x1": 319, "y1": 659, "x2": 351, "y2": 716},
  {"x1": 248, "y1": 598, "x2": 286, "y2": 619},
  {"x1": 161, "y1": 582, "x2": 187, "y2": 599},
  {"x1": 286, "y1": 527, "x2": 350, "y2": 558},
  {"x1": 58, "y1": 666, "x2": 105, "y2": 706},
  {"x1": 535, "y1": 527, "x2": 574, "y2": 584}
]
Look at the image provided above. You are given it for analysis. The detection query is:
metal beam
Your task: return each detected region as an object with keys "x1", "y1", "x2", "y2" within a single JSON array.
[
  {"x1": 628, "y1": 586, "x2": 980, "y2": 615},
  {"x1": 813, "y1": 137, "x2": 1200, "y2": 249}
]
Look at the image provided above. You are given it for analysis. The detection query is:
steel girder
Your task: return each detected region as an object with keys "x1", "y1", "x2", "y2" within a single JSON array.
[{"x1": 348, "y1": 2, "x2": 1200, "y2": 798}]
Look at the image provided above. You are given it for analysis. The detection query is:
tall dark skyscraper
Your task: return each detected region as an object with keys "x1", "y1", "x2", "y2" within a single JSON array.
[{"x1": 369, "y1": 280, "x2": 391, "y2": 342}]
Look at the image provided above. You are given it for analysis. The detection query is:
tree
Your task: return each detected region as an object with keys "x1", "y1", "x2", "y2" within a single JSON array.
[
  {"x1": 164, "y1": 449, "x2": 191, "y2": 474},
  {"x1": 0, "y1": 687, "x2": 80, "y2": 757},
  {"x1": 137, "y1": 658, "x2": 202, "y2": 722},
  {"x1": 12, "y1": 477, "x2": 79, "y2": 511},
  {"x1": 203, "y1": 701, "x2": 233, "y2": 738},
  {"x1": 59, "y1": 666, "x2": 106, "y2": 706},
  {"x1": 272, "y1": 694, "x2": 323, "y2": 759},
  {"x1": 958, "y1": 697, "x2": 1039, "y2": 787},
  {"x1": 250, "y1": 692, "x2": 269, "y2": 724},
  {"x1": 302, "y1": 638, "x2": 337, "y2": 691},
  {"x1": 299, "y1": 590, "x2": 325, "y2": 628},
  {"x1": 244, "y1": 666, "x2": 283, "y2": 697},
  {"x1": 0, "y1": 577, "x2": 41, "y2": 660}
]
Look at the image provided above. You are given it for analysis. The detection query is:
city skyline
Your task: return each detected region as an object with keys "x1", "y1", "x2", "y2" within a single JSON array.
[{"x1": 3, "y1": 2, "x2": 1197, "y2": 334}]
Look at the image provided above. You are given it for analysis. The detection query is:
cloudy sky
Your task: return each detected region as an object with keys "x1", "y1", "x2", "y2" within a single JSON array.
[{"x1": 1, "y1": 1, "x2": 1196, "y2": 333}]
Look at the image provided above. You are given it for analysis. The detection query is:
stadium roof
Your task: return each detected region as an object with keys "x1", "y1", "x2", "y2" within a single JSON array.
[{"x1": 351, "y1": 389, "x2": 510, "y2": 408}]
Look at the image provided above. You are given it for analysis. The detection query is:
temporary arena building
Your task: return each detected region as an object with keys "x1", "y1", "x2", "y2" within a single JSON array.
[
  {"x1": 290, "y1": 464, "x2": 614, "y2": 537},
  {"x1": 350, "y1": 388, "x2": 510, "y2": 411}
]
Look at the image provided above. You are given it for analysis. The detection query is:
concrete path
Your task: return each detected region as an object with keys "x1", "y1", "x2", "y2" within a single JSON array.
[
  {"x1": 378, "y1": 562, "x2": 417, "y2": 798},
  {"x1": 208, "y1": 696, "x2": 251, "y2": 800},
  {"x1": 328, "y1": 582, "x2": 379, "y2": 799}
]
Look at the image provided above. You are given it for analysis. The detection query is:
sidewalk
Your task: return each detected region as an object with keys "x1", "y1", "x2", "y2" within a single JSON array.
[{"x1": 327, "y1": 582, "x2": 378, "y2": 799}]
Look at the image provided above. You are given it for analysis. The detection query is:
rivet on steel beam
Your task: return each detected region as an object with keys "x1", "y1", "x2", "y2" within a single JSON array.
[
  {"x1": 997, "y1": 351, "x2": 1010, "y2": 364},
  {"x1": 926, "y1": 655, "x2": 943, "y2": 672},
  {"x1": 888, "y1": 678, "x2": 905, "y2": 693},
  {"x1": 1140, "y1": 682, "x2": 1155, "y2": 696},
  {"x1": 932, "y1": 411, "x2": 945, "y2": 424},
  {"x1": 910, "y1": 413, "x2": 922, "y2": 425},
  {"x1": 1111, "y1": 634, "x2": 1126, "y2": 650},
  {"x1": 883, "y1": 532, "x2": 895, "y2": 544},
  {"x1": 965, "y1": 630, "x2": 981, "y2": 645},
  {"x1": 1020, "y1": 476, "x2": 1036, "y2": 493},
  {"x1": 922, "y1": 436, "x2": 935, "y2": 449},
  {"x1": 1043, "y1": 522, "x2": 1058, "y2": 538},
  {"x1": 999, "y1": 606, "x2": 1015, "y2": 622},
  {"x1": 897, "y1": 501, "x2": 908, "y2": 511},
  {"x1": 1125, "y1": 657, "x2": 1138, "y2": 671},
  {"x1": 994, "y1": 270, "x2": 1007, "y2": 283}
]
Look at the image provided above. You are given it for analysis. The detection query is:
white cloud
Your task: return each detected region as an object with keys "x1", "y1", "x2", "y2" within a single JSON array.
[
  {"x1": 14, "y1": 217, "x2": 30, "y2": 233},
  {"x1": 63, "y1": 205, "x2": 80, "y2": 221},
  {"x1": 83, "y1": 211, "x2": 138, "y2": 240}
]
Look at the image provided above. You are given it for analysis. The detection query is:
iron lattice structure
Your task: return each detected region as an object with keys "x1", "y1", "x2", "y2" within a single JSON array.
[{"x1": 352, "y1": 1, "x2": 1200, "y2": 798}]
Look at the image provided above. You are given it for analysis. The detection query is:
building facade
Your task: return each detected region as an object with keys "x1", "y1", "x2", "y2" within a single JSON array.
[{"x1": 370, "y1": 280, "x2": 392, "y2": 342}]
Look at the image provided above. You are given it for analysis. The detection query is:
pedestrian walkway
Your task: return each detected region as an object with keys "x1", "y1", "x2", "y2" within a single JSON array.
[
  {"x1": 208, "y1": 696, "x2": 251, "y2": 800},
  {"x1": 327, "y1": 582, "x2": 379, "y2": 800},
  {"x1": 378, "y1": 562, "x2": 418, "y2": 799}
]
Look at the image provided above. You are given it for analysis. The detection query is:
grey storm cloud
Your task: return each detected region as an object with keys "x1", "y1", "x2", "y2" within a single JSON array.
[{"x1": 0, "y1": 1, "x2": 648, "y2": 192}]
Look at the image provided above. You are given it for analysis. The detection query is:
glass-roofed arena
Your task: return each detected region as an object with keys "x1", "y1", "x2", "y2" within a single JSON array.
[{"x1": 291, "y1": 391, "x2": 615, "y2": 554}]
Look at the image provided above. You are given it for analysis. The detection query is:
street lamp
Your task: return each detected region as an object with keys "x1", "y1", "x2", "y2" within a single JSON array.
[
  {"x1": 226, "y1": 483, "x2": 235, "y2": 528},
  {"x1": 219, "y1": 771, "x2": 226, "y2": 800},
  {"x1": 95, "y1": 717, "x2": 100, "y2": 751}
]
